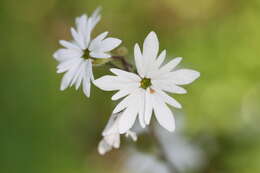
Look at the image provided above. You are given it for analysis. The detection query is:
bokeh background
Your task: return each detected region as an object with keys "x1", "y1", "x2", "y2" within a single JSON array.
[{"x1": 1, "y1": 0, "x2": 260, "y2": 172}]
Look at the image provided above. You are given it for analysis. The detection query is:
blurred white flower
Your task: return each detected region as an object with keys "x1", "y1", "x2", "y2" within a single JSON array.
[
  {"x1": 125, "y1": 150, "x2": 170, "y2": 173},
  {"x1": 124, "y1": 118, "x2": 205, "y2": 173},
  {"x1": 94, "y1": 31, "x2": 200, "y2": 133},
  {"x1": 53, "y1": 7, "x2": 122, "y2": 97},
  {"x1": 98, "y1": 112, "x2": 137, "y2": 155},
  {"x1": 154, "y1": 122, "x2": 205, "y2": 172}
]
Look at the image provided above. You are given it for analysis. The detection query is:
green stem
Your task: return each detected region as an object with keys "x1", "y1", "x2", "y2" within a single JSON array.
[
  {"x1": 111, "y1": 56, "x2": 133, "y2": 72},
  {"x1": 149, "y1": 122, "x2": 179, "y2": 173}
]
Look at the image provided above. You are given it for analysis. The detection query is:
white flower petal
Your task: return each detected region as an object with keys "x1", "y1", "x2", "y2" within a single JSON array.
[
  {"x1": 152, "y1": 96, "x2": 175, "y2": 132},
  {"x1": 92, "y1": 7, "x2": 101, "y2": 16},
  {"x1": 91, "y1": 7, "x2": 102, "y2": 19},
  {"x1": 53, "y1": 48, "x2": 82, "y2": 62},
  {"x1": 142, "y1": 31, "x2": 159, "y2": 75},
  {"x1": 60, "y1": 60, "x2": 81, "y2": 91},
  {"x1": 149, "y1": 57, "x2": 182, "y2": 79},
  {"x1": 111, "y1": 86, "x2": 137, "y2": 101},
  {"x1": 163, "y1": 85, "x2": 187, "y2": 94},
  {"x1": 112, "y1": 95, "x2": 132, "y2": 114},
  {"x1": 138, "y1": 90, "x2": 146, "y2": 128},
  {"x1": 69, "y1": 59, "x2": 85, "y2": 87},
  {"x1": 146, "y1": 50, "x2": 167, "y2": 78},
  {"x1": 89, "y1": 7, "x2": 101, "y2": 31},
  {"x1": 75, "y1": 14, "x2": 88, "y2": 32},
  {"x1": 84, "y1": 18, "x2": 92, "y2": 47},
  {"x1": 76, "y1": 14, "x2": 87, "y2": 33},
  {"x1": 100, "y1": 37, "x2": 122, "y2": 52},
  {"x1": 104, "y1": 134, "x2": 120, "y2": 148},
  {"x1": 134, "y1": 43, "x2": 144, "y2": 77},
  {"x1": 59, "y1": 40, "x2": 81, "y2": 50},
  {"x1": 98, "y1": 139, "x2": 112, "y2": 155},
  {"x1": 143, "y1": 31, "x2": 159, "y2": 62},
  {"x1": 169, "y1": 69, "x2": 200, "y2": 85},
  {"x1": 118, "y1": 105, "x2": 138, "y2": 134},
  {"x1": 75, "y1": 14, "x2": 93, "y2": 48},
  {"x1": 111, "y1": 87, "x2": 140, "y2": 113},
  {"x1": 56, "y1": 57, "x2": 82, "y2": 73},
  {"x1": 75, "y1": 62, "x2": 85, "y2": 90},
  {"x1": 90, "y1": 51, "x2": 111, "y2": 58},
  {"x1": 152, "y1": 80, "x2": 187, "y2": 94},
  {"x1": 71, "y1": 27, "x2": 85, "y2": 49},
  {"x1": 159, "y1": 57, "x2": 182, "y2": 72},
  {"x1": 102, "y1": 113, "x2": 121, "y2": 136},
  {"x1": 112, "y1": 90, "x2": 129, "y2": 101},
  {"x1": 94, "y1": 75, "x2": 129, "y2": 91},
  {"x1": 125, "y1": 131, "x2": 138, "y2": 141},
  {"x1": 144, "y1": 90, "x2": 153, "y2": 125},
  {"x1": 60, "y1": 73, "x2": 72, "y2": 91},
  {"x1": 82, "y1": 60, "x2": 92, "y2": 97},
  {"x1": 89, "y1": 31, "x2": 109, "y2": 51},
  {"x1": 155, "y1": 50, "x2": 166, "y2": 68},
  {"x1": 155, "y1": 90, "x2": 182, "y2": 109},
  {"x1": 110, "y1": 68, "x2": 141, "y2": 82},
  {"x1": 88, "y1": 60, "x2": 94, "y2": 81},
  {"x1": 82, "y1": 76, "x2": 91, "y2": 97}
]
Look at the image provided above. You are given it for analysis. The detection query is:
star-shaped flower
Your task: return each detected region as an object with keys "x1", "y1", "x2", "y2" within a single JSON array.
[
  {"x1": 98, "y1": 112, "x2": 137, "y2": 155},
  {"x1": 53, "y1": 8, "x2": 122, "y2": 97},
  {"x1": 94, "y1": 31, "x2": 200, "y2": 133}
]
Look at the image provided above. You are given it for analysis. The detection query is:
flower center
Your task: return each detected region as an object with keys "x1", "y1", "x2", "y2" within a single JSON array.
[
  {"x1": 140, "y1": 78, "x2": 151, "y2": 89},
  {"x1": 83, "y1": 49, "x2": 91, "y2": 59}
]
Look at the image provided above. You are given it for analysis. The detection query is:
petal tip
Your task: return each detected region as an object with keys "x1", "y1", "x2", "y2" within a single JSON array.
[
  {"x1": 196, "y1": 71, "x2": 201, "y2": 77},
  {"x1": 111, "y1": 97, "x2": 117, "y2": 101},
  {"x1": 168, "y1": 126, "x2": 175, "y2": 132},
  {"x1": 192, "y1": 70, "x2": 201, "y2": 81},
  {"x1": 147, "y1": 31, "x2": 158, "y2": 40},
  {"x1": 53, "y1": 52, "x2": 58, "y2": 59},
  {"x1": 149, "y1": 31, "x2": 157, "y2": 36},
  {"x1": 109, "y1": 68, "x2": 117, "y2": 73},
  {"x1": 60, "y1": 86, "x2": 66, "y2": 91}
]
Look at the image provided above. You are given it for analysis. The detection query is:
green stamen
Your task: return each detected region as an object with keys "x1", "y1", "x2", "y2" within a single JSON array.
[{"x1": 140, "y1": 78, "x2": 151, "y2": 89}]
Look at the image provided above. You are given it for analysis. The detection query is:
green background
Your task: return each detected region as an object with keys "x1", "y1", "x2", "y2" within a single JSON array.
[{"x1": 1, "y1": 0, "x2": 260, "y2": 172}]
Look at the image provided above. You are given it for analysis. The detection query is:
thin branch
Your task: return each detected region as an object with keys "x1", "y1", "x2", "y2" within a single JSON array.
[
  {"x1": 107, "y1": 61, "x2": 121, "y2": 69},
  {"x1": 149, "y1": 123, "x2": 179, "y2": 173},
  {"x1": 111, "y1": 56, "x2": 133, "y2": 72}
]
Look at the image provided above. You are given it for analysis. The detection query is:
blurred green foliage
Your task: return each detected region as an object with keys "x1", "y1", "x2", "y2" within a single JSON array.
[{"x1": 1, "y1": 0, "x2": 260, "y2": 172}]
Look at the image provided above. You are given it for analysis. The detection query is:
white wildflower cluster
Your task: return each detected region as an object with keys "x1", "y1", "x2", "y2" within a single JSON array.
[{"x1": 53, "y1": 7, "x2": 200, "y2": 155}]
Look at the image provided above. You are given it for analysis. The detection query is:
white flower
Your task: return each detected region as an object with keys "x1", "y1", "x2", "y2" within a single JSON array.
[
  {"x1": 53, "y1": 7, "x2": 122, "y2": 97},
  {"x1": 153, "y1": 118, "x2": 205, "y2": 172},
  {"x1": 124, "y1": 121, "x2": 205, "y2": 173},
  {"x1": 94, "y1": 31, "x2": 200, "y2": 133},
  {"x1": 125, "y1": 150, "x2": 170, "y2": 173},
  {"x1": 98, "y1": 112, "x2": 137, "y2": 155}
]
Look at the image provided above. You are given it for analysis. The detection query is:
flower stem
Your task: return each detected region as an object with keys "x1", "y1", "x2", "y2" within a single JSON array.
[
  {"x1": 107, "y1": 61, "x2": 121, "y2": 69},
  {"x1": 149, "y1": 122, "x2": 179, "y2": 173},
  {"x1": 111, "y1": 56, "x2": 133, "y2": 72}
]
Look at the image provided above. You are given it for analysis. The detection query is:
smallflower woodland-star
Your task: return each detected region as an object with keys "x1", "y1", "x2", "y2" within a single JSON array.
[
  {"x1": 98, "y1": 112, "x2": 137, "y2": 155},
  {"x1": 53, "y1": 7, "x2": 122, "y2": 97},
  {"x1": 94, "y1": 31, "x2": 200, "y2": 133}
]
